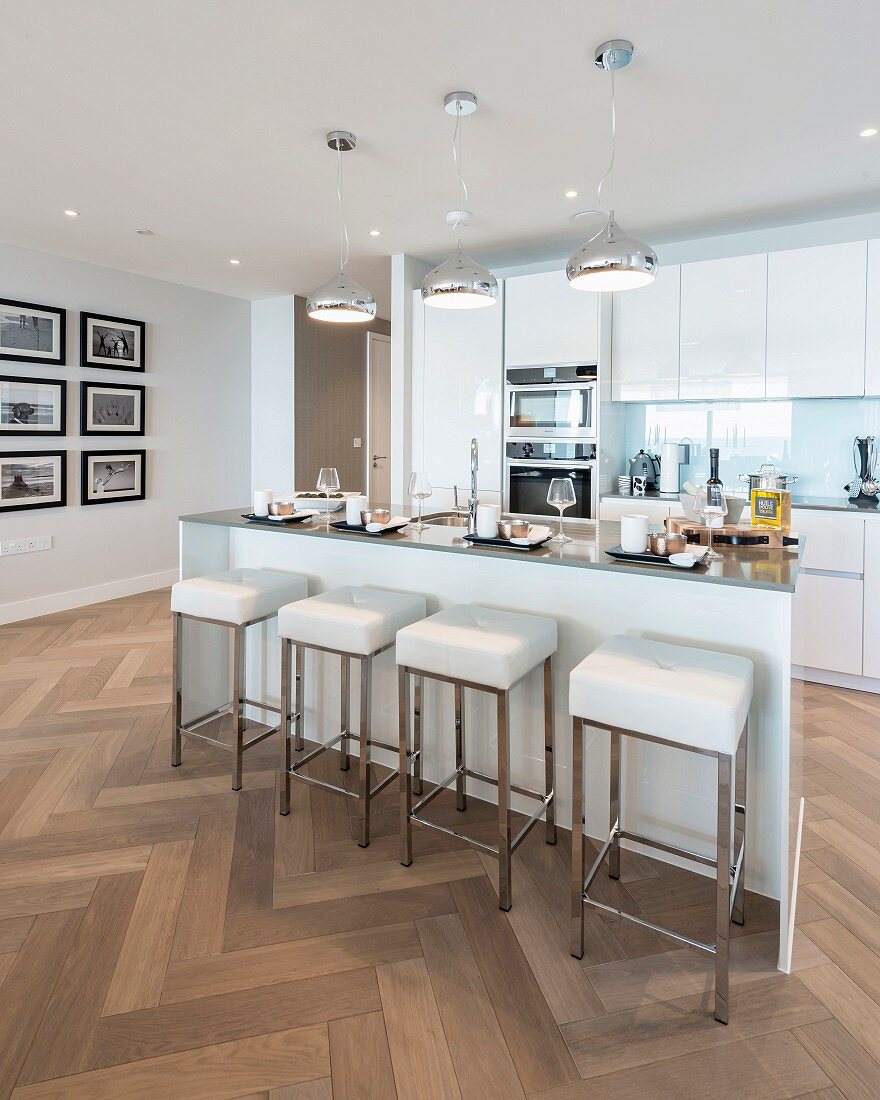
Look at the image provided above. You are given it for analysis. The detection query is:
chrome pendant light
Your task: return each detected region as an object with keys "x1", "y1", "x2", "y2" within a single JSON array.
[
  {"x1": 566, "y1": 41, "x2": 658, "y2": 293},
  {"x1": 307, "y1": 131, "x2": 377, "y2": 323},
  {"x1": 422, "y1": 92, "x2": 498, "y2": 310}
]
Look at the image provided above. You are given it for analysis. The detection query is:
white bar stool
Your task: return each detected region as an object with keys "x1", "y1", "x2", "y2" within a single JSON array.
[
  {"x1": 277, "y1": 585, "x2": 426, "y2": 847},
  {"x1": 171, "y1": 567, "x2": 309, "y2": 789},
  {"x1": 569, "y1": 634, "x2": 753, "y2": 1024},
  {"x1": 396, "y1": 604, "x2": 558, "y2": 911}
]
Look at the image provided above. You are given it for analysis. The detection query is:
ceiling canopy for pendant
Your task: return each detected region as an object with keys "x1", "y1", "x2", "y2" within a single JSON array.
[
  {"x1": 566, "y1": 40, "x2": 658, "y2": 293},
  {"x1": 307, "y1": 131, "x2": 377, "y2": 323},
  {"x1": 422, "y1": 92, "x2": 498, "y2": 310}
]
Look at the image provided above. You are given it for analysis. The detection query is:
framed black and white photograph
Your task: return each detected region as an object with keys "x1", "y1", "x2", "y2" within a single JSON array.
[
  {"x1": 1, "y1": 375, "x2": 66, "y2": 436},
  {"x1": 0, "y1": 450, "x2": 66, "y2": 513},
  {"x1": 81, "y1": 448, "x2": 146, "y2": 505},
  {"x1": 80, "y1": 381, "x2": 145, "y2": 436},
  {"x1": 0, "y1": 298, "x2": 66, "y2": 366},
  {"x1": 79, "y1": 312, "x2": 145, "y2": 372}
]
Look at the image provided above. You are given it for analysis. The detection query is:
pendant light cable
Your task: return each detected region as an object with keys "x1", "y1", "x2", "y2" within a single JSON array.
[
  {"x1": 451, "y1": 101, "x2": 469, "y2": 249},
  {"x1": 336, "y1": 141, "x2": 350, "y2": 274},
  {"x1": 596, "y1": 59, "x2": 616, "y2": 223}
]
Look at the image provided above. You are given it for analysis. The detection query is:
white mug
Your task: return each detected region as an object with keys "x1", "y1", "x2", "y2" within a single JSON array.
[
  {"x1": 253, "y1": 488, "x2": 273, "y2": 517},
  {"x1": 620, "y1": 513, "x2": 649, "y2": 554},
  {"x1": 476, "y1": 503, "x2": 501, "y2": 539},
  {"x1": 346, "y1": 495, "x2": 367, "y2": 524}
]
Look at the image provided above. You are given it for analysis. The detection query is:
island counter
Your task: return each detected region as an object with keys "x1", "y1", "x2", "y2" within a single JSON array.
[{"x1": 179, "y1": 507, "x2": 804, "y2": 971}]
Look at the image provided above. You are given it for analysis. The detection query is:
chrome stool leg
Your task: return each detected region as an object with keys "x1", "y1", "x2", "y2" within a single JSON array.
[
  {"x1": 171, "y1": 611, "x2": 183, "y2": 767},
  {"x1": 358, "y1": 656, "x2": 373, "y2": 847},
  {"x1": 715, "y1": 751, "x2": 733, "y2": 1025},
  {"x1": 608, "y1": 728, "x2": 621, "y2": 880},
  {"x1": 497, "y1": 688, "x2": 512, "y2": 911},
  {"x1": 732, "y1": 722, "x2": 748, "y2": 926},
  {"x1": 413, "y1": 674, "x2": 423, "y2": 796},
  {"x1": 280, "y1": 638, "x2": 292, "y2": 815},
  {"x1": 399, "y1": 667, "x2": 413, "y2": 866},
  {"x1": 232, "y1": 625, "x2": 245, "y2": 791},
  {"x1": 340, "y1": 657, "x2": 350, "y2": 771},
  {"x1": 571, "y1": 715, "x2": 586, "y2": 958},
  {"x1": 293, "y1": 645, "x2": 305, "y2": 752},
  {"x1": 544, "y1": 656, "x2": 556, "y2": 844},
  {"x1": 454, "y1": 682, "x2": 467, "y2": 811}
]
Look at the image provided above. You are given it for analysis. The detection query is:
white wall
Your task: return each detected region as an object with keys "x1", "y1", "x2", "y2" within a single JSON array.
[
  {"x1": 251, "y1": 295, "x2": 295, "y2": 495},
  {"x1": 0, "y1": 241, "x2": 251, "y2": 624}
]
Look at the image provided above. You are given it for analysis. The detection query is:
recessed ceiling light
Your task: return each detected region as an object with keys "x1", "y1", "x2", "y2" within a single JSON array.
[
  {"x1": 860, "y1": 127, "x2": 878, "y2": 138},
  {"x1": 135, "y1": 228, "x2": 154, "y2": 235},
  {"x1": 64, "y1": 209, "x2": 79, "y2": 217},
  {"x1": 369, "y1": 229, "x2": 381, "y2": 237},
  {"x1": 229, "y1": 258, "x2": 241, "y2": 265},
  {"x1": 564, "y1": 190, "x2": 578, "y2": 198}
]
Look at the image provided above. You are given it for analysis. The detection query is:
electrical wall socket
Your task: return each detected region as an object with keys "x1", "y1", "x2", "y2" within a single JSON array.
[
  {"x1": 1, "y1": 535, "x2": 52, "y2": 556},
  {"x1": 353, "y1": 437, "x2": 362, "y2": 448}
]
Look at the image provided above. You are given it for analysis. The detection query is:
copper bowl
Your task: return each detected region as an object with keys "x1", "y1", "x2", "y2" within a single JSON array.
[
  {"x1": 497, "y1": 520, "x2": 531, "y2": 540},
  {"x1": 269, "y1": 500, "x2": 295, "y2": 516},
  {"x1": 648, "y1": 531, "x2": 687, "y2": 556},
  {"x1": 360, "y1": 508, "x2": 391, "y2": 526}
]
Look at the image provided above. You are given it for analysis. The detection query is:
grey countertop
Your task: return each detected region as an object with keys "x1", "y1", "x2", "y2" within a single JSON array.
[
  {"x1": 180, "y1": 508, "x2": 802, "y2": 593},
  {"x1": 601, "y1": 489, "x2": 880, "y2": 514}
]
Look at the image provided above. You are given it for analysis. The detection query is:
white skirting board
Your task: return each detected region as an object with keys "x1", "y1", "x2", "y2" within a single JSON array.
[
  {"x1": 0, "y1": 568, "x2": 179, "y2": 625},
  {"x1": 793, "y1": 664, "x2": 880, "y2": 695}
]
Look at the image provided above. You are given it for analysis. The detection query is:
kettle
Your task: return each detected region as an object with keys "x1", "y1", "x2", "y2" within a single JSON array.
[{"x1": 628, "y1": 449, "x2": 660, "y2": 488}]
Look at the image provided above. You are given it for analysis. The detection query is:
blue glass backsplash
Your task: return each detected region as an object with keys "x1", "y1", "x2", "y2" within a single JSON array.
[{"x1": 625, "y1": 400, "x2": 880, "y2": 498}]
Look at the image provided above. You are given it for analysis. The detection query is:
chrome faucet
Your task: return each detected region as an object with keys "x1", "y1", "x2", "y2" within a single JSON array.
[{"x1": 468, "y1": 437, "x2": 478, "y2": 534}]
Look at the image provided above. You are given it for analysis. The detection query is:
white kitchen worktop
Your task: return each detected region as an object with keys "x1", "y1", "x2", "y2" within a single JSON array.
[{"x1": 179, "y1": 508, "x2": 804, "y2": 972}]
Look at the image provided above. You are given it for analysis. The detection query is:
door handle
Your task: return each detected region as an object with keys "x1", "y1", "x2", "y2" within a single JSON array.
[{"x1": 372, "y1": 454, "x2": 387, "y2": 468}]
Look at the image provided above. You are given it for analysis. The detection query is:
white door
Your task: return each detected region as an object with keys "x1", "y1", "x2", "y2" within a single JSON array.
[
  {"x1": 766, "y1": 241, "x2": 867, "y2": 398},
  {"x1": 367, "y1": 333, "x2": 392, "y2": 505},
  {"x1": 611, "y1": 265, "x2": 681, "y2": 401},
  {"x1": 679, "y1": 253, "x2": 767, "y2": 400}
]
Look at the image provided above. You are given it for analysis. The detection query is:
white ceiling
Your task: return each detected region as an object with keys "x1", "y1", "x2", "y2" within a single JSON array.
[{"x1": 2, "y1": 0, "x2": 879, "y2": 317}]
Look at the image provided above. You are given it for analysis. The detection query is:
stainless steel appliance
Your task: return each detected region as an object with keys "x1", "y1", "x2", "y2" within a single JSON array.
[
  {"x1": 505, "y1": 364, "x2": 597, "y2": 440},
  {"x1": 739, "y1": 465, "x2": 798, "y2": 494},
  {"x1": 628, "y1": 449, "x2": 660, "y2": 488},
  {"x1": 846, "y1": 436, "x2": 879, "y2": 502},
  {"x1": 505, "y1": 440, "x2": 594, "y2": 519}
]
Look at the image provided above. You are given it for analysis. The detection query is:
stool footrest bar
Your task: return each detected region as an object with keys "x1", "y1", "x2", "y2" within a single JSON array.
[
  {"x1": 242, "y1": 725, "x2": 278, "y2": 750},
  {"x1": 286, "y1": 770, "x2": 359, "y2": 799},
  {"x1": 511, "y1": 793, "x2": 554, "y2": 852},
  {"x1": 411, "y1": 768, "x2": 460, "y2": 816},
  {"x1": 244, "y1": 698, "x2": 281, "y2": 714},
  {"x1": 463, "y1": 767, "x2": 545, "y2": 802},
  {"x1": 410, "y1": 813, "x2": 500, "y2": 856},
  {"x1": 370, "y1": 769, "x2": 398, "y2": 798},
  {"x1": 182, "y1": 702, "x2": 233, "y2": 733},
  {"x1": 179, "y1": 727, "x2": 233, "y2": 752},
  {"x1": 617, "y1": 829, "x2": 718, "y2": 870},
  {"x1": 583, "y1": 894, "x2": 716, "y2": 955}
]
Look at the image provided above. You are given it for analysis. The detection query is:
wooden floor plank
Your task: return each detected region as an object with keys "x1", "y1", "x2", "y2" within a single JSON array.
[
  {"x1": 0, "y1": 845, "x2": 151, "y2": 889},
  {"x1": 794, "y1": 1017, "x2": 880, "y2": 1100},
  {"x1": 101, "y1": 838, "x2": 194, "y2": 1016},
  {"x1": 161, "y1": 921, "x2": 422, "y2": 1004},
  {"x1": 0, "y1": 765, "x2": 46, "y2": 835},
  {"x1": 52, "y1": 728, "x2": 129, "y2": 813},
  {"x1": 0, "y1": 878, "x2": 96, "y2": 919},
  {"x1": 0, "y1": 915, "x2": 34, "y2": 953},
  {"x1": 0, "y1": 745, "x2": 91, "y2": 840},
  {"x1": 171, "y1": 812, "x2": 237, "y2": 961},
  {"x1": 450, "y1": 874, "x2": 579, "y2": 1094},
  {"x1": 377, "y1": 957, "x2": 462, "y2": 1100},
  {"x1": 226, "y1": 788, "x2": 274, "y2": 916},
  {"x1": 327, "y1": 1011, "x2": 397, "y2": 1100},
  {"x1": 10, "y1": 1024, "x2": 330, "y2": 1100},
  {"x1": 418, "y1": 912, "x2": 525, "y2": 1099},
  {"x1": 800, "y1": 918, "x2": 880, "y2": 1006},
  {"x1": 797, "y1": 963, "x2": 880, "y2": 1065}
]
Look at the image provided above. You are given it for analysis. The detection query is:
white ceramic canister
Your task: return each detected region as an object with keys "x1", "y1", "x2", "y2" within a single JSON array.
[
  {"x1": 253, "y1": 488, "x2": 273, "y2": 517},
  {"x1": 620, "y1": 513, "x2": 649, "y2": 554},
  {"x1": 346, "y1": 495, "x2": 368, "y2": 524},
  {"x1": 476, "y1": 503, "x2": 501, "y2": 539}
]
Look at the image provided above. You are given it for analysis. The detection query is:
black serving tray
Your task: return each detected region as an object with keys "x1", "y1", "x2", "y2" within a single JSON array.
[
  {"x1": 329, "y1": 520, "x2": 409, "y2": 537},
  {"x1": 604, "y1": 544, "x2": 706, "y2": 569},
  {"x1": 241, "y1": 512, "x2": 314, "y2": 525},
  {"x1": 463, "y1": 533, "x2": 552, "y2": 551}
]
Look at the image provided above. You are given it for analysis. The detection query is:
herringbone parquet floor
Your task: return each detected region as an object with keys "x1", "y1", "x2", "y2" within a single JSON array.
[{"x1": 0, "y1": 588, "x2": 878, "y2": 1098}]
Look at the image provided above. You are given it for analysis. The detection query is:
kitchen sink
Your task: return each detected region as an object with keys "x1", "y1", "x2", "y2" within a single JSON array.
[{"x1": 422, "y1": 512, "x2": 469, "y2": 527}]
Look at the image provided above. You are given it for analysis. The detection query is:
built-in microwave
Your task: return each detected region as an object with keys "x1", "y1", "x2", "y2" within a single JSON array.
[{"x1": 506, "y1": 364, "x2": 597, "y2": 440}]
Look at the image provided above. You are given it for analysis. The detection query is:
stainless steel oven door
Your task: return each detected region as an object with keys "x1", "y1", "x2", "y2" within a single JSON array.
[
  {"x1": 506, "y1": 462, "x2": 593, "y2": 519},
  {"x1": 506, "y1": 382, "x2": 596, "y2": 439}
]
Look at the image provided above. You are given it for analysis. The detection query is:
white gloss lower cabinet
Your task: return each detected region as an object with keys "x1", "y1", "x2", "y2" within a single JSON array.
[
  {"x1": 611, "y1": 265, "x2": 680, "y2": 401},
  {"x1": 792, "y1": 573, "x2": 863, "y2": 676},
  {"x1": 504, "y1": 270, "x2": 599, "y2": 367},
  {"x1": 862, "y1": 521, "x2": 880, "y2": 679},
  {"x1": 766, "y1": 241, "x2": 867, "y2": 398},
  {"x1": 679, "y1": 254, "x2": 767, "y2": 400}
]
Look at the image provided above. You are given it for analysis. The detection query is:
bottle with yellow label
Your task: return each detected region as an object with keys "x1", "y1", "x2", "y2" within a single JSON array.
[{"x1": 750, "y1": 487, "x2": 792, "y2": 531}]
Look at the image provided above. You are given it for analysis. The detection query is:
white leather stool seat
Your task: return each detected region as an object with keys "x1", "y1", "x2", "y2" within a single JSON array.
[
  {"x1": 570, "y1": 635, "x2": 753, "y2": 756},
  {"x1": 171, "y1": 568, "x2": 309, "y2": 626},
  {"x1": 278, "y1": 586, "x2": 426, "y2": 655},
  {"x1": 396, "y1": 604, "x2": 557, "y2": 691}
]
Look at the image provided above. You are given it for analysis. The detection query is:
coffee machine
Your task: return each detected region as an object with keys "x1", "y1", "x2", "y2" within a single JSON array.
[{"x1": 846, "y1": 437, "x2": 879, "y2": 504}]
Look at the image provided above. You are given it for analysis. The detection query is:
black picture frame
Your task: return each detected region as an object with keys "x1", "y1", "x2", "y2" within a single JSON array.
[
  {"x1": 1, "y1": 374, "x2": 67, "y2": 437},
  {"x1": 0, "y1": 449, "x2": 67, "y2": 512},
  {"x1": 81, "y1": 448, "x2": 146, "y2": 505},
  {"x1": 79, "y1": 311, "x2": 146, "y2": 372},
  {"x1": 80, "y1": 381, "x2": 145, "y2": 436},
  {"x1": 0, "y1": 297, "x2": 66, "y2": 367}
]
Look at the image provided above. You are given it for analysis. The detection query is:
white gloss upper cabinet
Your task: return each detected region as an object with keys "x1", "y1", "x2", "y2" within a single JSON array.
[
  {"x1": 865, "y1": 240, "x2": 880, "y2": 396},
  {"x1": 679, "y1": 254, "x2": 767, "y2": 400},
  {"x1": 413, "y1": 288, "x2": 504, "y2": 494},
  {"x1": 611, "y1": 265, "x2": 680, "y2": 401},
  {"x1": 504, "y1": 270, "x2": 599, "y2": 366},
  {"x1": 766, "y1": 241, "x2": 867, "y2": 398}
]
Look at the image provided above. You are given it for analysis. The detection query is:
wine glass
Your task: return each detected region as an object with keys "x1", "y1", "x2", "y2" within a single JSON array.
[
  {"x1": 407, "y1": 471, "x2": 432, "y2": 532},
  {"x1": 316, "y1": 467, "x2": 340, "y2": 528},
  {"x1": 547, "y1": 477, "x2": 576, "y2": 544},
  {"x1": 696, "y1": 483, "x2": 728, "y2": 561}
]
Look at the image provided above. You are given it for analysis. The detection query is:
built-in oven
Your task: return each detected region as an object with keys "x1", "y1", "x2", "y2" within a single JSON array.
[
  {"x1": 505, "y1": 441, "x2": 595, "y2": 519},
  {"x1": 505, "y1": 364, "x2": 597, "y2": 440}
]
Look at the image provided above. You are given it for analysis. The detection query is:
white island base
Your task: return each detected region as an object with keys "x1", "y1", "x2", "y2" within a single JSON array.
[{"x1": 179, "y1": 510, "x2": 803, "y2": 972}]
